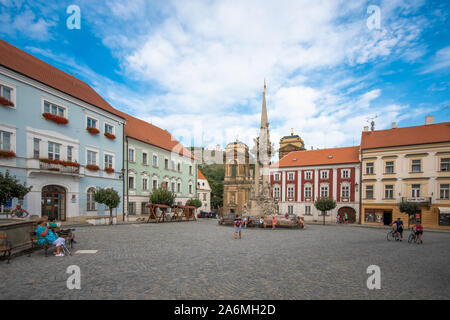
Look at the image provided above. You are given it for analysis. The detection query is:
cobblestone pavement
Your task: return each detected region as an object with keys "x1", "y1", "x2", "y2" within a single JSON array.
[{"x1": 1, "y1": 220, "x2": 449, "y2": 300}]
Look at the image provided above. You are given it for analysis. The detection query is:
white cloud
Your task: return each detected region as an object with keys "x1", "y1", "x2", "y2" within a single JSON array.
[{"x1": 421, "y1": 46, "x2": 450, "y2": 74}]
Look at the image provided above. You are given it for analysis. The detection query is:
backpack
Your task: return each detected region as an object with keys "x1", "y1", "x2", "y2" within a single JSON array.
[{"x1": 235, "y1": 219, "x2": 241, "y2": 227}]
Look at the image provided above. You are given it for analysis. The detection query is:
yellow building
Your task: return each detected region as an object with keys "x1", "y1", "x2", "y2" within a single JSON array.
[
  {"x1": 278, "y1": 130, "x2": 305, "y2": 160},
  {"x1": 360, "y1": 117, "x2": 450, "y2": 230}
]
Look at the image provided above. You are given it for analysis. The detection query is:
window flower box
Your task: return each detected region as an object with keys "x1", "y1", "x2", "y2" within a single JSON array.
[
  {"x1": 0, "y1": 96, "x2": 14, "y2": 107},
  {"x1": 61, "y1": 161, "x2": 80, "y2": 168},
  {"x1": 104, "y1": 132, "x2": 116, "y2": 140},
  {"x1": 104, "y1": 167, "x2": 115, "y2": 174},
  {"x1": 42, "y1": 113, "x2": 69, "y2": 125},
  {"x1": 86, "y1": 127, "x2": 100, "y2": 135},
  {"x1": 86, "y1": 164, "x2": 100, "y2": 171},
  {"x1": 0, "y1": 150, "x2": 16, "y2": 158},
  {"x1": 39, "y1": 158, "x2": 62, "y2": 165}
]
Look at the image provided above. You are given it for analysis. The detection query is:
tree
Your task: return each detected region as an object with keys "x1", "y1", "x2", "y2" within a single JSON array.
[
  {"x1": 399, "y1": 201, "x2": 420, "y2": 227},
  {"x1": 314, "y1": 197, "x2": 337, "y2": 225},
  {"x1": 93, "y1": 188, "x2": 120, "y2": 225},
  {"x1": 186, "y1": 199, "x2": 202, "y2": 209},
  {"x1": 0, "y1": 171, "x2": 32, "y2": 206},
  {"x1": 150, "y1": 188, "x2": 175, "y2": 207}
]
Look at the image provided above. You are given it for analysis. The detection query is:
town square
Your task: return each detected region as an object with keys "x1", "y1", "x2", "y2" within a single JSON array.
[{"x1": 0, "y1": 0, "x2": 450, "y2": 304}]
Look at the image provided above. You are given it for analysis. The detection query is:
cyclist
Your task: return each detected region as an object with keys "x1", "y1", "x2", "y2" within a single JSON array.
[
  {"x1": 393, "y1": 217, "x2": 404, "y2": 241},
  {"x1": 415, "y1": 221, "x2": 423, "y2": 244}
]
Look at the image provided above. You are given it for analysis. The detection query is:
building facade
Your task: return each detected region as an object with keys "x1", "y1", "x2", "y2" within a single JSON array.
[
  {"x1": 122, "y1": 114, "x2": 197, "y2": 217},
  {"x1": 278, "y1": 130, "x2": 305, "y2": 160},
  {"x1": 197, "y1": 169, "x2": 211, "y2": 213},
  {"x1": 270, "y1": 146, "x2": 360, "y2": 223},
  {"x1": 360, "y1": 118, "x2": 450, "y2": 229},
  {"x1": 0, "y1": 40, "x2": 125, "y2": 221}
]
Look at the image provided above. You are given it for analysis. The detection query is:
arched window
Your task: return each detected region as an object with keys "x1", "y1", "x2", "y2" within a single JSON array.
[{"x1": 87, "y1": 187, "x2": 96, "y2": 211}]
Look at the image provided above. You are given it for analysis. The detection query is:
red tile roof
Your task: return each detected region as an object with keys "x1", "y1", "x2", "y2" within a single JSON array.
[
  {"x1": 272, "y1": 146, "x2": 360, "y2": 168},
  {"x1": 197, "y1": 169, "x2": 207, "y2": 180},
  {"x1": 0, "y1": 39, "x2": 124, "y2": 119},
  {"x1": 118, "y1": 111, "x2": 194, "y2": 159},
  {"x1": 361, "y1": 122, "x2": 450, "y2": 150}
]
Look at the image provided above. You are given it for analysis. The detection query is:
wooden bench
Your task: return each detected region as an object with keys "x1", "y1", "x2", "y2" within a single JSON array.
[
  {"x1": 28, "y1": 231, "x2": 51, "y2": 257},
  {"x1": 219, "y1": 218, "x2": 235, "y2": 225},
  {"x1": 0, "y1": 232, "x2": 12, "y2": 264},
  {"x1": 278, "y1": 220, "x2": 302, "y2": 228}
]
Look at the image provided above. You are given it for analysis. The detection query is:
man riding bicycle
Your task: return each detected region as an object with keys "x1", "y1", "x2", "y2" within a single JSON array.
[{"x1": 393, "y1": 217, "x2": 404, "y2": 241}]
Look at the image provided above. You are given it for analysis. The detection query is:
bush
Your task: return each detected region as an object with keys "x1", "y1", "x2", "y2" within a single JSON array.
[
  {"x1": 186, "y1": 199, "x2": 202, "y2": 208},
  {"x1": 0, "y1": 171, "x2": 32, "y2": 206},
  {"x1": 150, "y1": 188, "x2": 175, "y2": 207},
  {"x1": 314, "y1": 197, "x2": 337, "y2": 225},
  {"x1": 94, "y1": 188, "x2": 120, "y2": 225}
]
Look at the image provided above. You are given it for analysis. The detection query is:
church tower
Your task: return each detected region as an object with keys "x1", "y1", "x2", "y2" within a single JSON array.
[{"x1": 278, "y1": 129, "x2": 305, "y2": 159}]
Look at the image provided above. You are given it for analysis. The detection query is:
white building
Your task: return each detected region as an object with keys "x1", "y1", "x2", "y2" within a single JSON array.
[{"x1": 197, "y1": 169, "x2": 211, "y2": 213}]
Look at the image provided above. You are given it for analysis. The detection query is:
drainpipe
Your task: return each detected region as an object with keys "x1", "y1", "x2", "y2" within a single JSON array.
[
  {"x1": 125, "y1": 135, "x2": 129, "y2": 222},
  {"x1": 359, "y1": 149, "x2": 362, "y2": 224}
]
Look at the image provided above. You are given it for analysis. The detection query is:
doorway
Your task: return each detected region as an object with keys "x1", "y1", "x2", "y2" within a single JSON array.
[
  {"x1": 337, "y1": 207, "x2": 356, "y2": 223},
  {"x1": 383, "y1": 211, "x2": 392, "y2": 225},
  {"x1": 42, "y1": 185, "x2": 66, "y2": 221}
]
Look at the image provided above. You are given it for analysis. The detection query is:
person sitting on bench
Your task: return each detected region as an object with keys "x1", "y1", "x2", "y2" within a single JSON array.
[
  {"x1": 35, "y1": 219, "x2": 66, "y2": 257},
  {"x1": 47, "y1": 217, "x2": 77, "y2": 244}
]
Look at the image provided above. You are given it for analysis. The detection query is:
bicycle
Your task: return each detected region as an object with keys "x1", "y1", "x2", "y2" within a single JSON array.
[
  {"x1": 387, "y1": 227, "x2": 399, "y2": 241},
  {"x1": 408, "y1": 228, "x2": 418, "y2": 244}
]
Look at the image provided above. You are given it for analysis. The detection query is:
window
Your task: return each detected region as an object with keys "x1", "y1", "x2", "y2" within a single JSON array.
[
  {"x1": 287, "y1": 187, "x2": 294, "y2": 199},
  {"x1": 366, "y1": 162, "x2": 374, "y2": 174},
  {"x1": 321, "y1": 170, "x2": 329, "y2": 179},
  {"x1": 32, "y1": 138, "x2": 40, "y2": 159},
  {"x1": 44, "y1": 100, "x2": 65, "y2": 117},
  {"x1": 385, "y1": 161, "x2": 394, "y2": 174},
  {"x1": 142, "y1": 178, "x2": 148, "y2": 191},
  {"x1": 203, "y1": 193, "x2": 206, "y2": 201},
  {"x1": 87, "y1": 188, "x2": 96, "y2": 211},
  {"x1": 87, "y1": 117, "x2": 97, "y2": 129},
  {"x1": 177, "y1": 163, "x2": 181, "y2": 172},
  {"x1": 304, "y1": 186, "x2": 312, "y2": 199},
  {"x1": 153, "y1": 155, "x2": 158, "y2": 167},
  {"x1": 288, "y1": 205, "x2": 293, "y2": 214},
  {"x1": 305, "y1": 205, "x2": 311, "y2": 215},
  {"x1": 341, "y1": 170, "x2": 350, "y2": 179},
  {"x1": 341, "y1": 185, "x2": 350, "y2": 198},
  {"x1": 441, "y1": 158, "x2": 450, "y2": 172},
  {"x1": 128, "y1": 148, "x2": 135, "y2": 162},
  {"x1": 171, "y1": 160, "x2": 175, "y2": 170},
  {"x1": 412, "y1": 160, "x2": 421, "y2": 173},
  {"x1": 320, "y1": 185, "x2": 329, "y2": 198},
  {"x1": 385, "y1": 185, "x2": 394, "y2": 199},
  {"x1": 141, "y1": 202, "x2": 149, "y2": 214},
  {"x1": 177, "y1": 182, "x2": 181, "y2": 193},
  {"x1": 0, "y1": 131, "x2": 11, "y2": 151},
  {"x1": 128, "y1": 202, "x2": 136, "y2": 215},
  {"x1": 274, "y1": 186, "x2": 280, "y2": 198},
  {"x1": 128, "y1": 176, "x2": 135, "y2": 189},
  {"x1": 288, "y1": 172, "x2": 294, "y2": 181},
  {"x1": 305, "y1": 171, "x2": 312, "y2": 180},
  {"x1": 365, "y1": 185, "x2": 374, "y2": 199},
  {"x1": 440, "y1": 184, "x2": 450, "y2": 199},
  {"x1": 412, "y1": 184, "x2": 420, "y2": 198},
  {"x1": 104, "y1": 154, "x2": 113, "y2": 169},
  {"x1": 105, "y1": 123, "x2": 113, "y2": 134},
  {"x1": 189, "y1": 184, "x2": 193, "y2": 194},
  {"x1": 87, "y1": 150, "x2": 97, "y2": 165},
  {"x1": 274, "y1": 173, "x2": 280, "y2": 181},
  {"x1": 171, "y1": 182, "x2": 175, "y2": 192},
  {"x1": 153, "y1": 179, "x2": 158, "y2": 190},
  {"x1": 48, "y1": 142, "x2": 60, "y2": 160},
  {"x1": 189, "y1": 165, "x2": 193, "y2": 175},
  {"x1": 67, "y1": 146, "x2": 73, "y2": 161},
  {"x1": 0, "y1": 84, "x2": 12, "y2": 102},
  {"x1": 142, "y1": 152, "x2": 148, "y2": 165},
  {"x1": 165, "y1": 158, "x2": 169, "y2": 169}
]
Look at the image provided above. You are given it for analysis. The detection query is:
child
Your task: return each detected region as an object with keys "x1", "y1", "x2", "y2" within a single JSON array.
[
  {"x1": 234, "y1": 215, "x2": 243, "y2": 239},
  {"x1": 35, "y1": 219, "x2": 66, "y2": 256},
  {"x1": 272, "y1": 216, "x2": 277, "y2": 230}
]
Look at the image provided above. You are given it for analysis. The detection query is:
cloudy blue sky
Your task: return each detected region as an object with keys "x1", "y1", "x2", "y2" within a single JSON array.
[{"x1": 1, "y1": 0, "x2": 449, "y2": 153}]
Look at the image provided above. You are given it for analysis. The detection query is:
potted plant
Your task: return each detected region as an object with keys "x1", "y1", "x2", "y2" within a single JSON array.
[
  {"x1": 0, "y1": 150, "x2": 16, "y2": 159},
  {"x1": 104, "y1": 167, "x2": 115, "y2": 174},
  {"x1": 104, "y1": 132, "x2": 116, "y2": 140},
  {"x1": 42, "y1": 113, "x2": 69, "y2": 125},
  {"x1": 86, "y1": 164, "x2": 100, "y2": 171},
  {"x1": 0, "y1": 96, "x2": 14, "y2": 107},
  {"x1": 86, "y1": 127, "x2": 100, "y2": 135},
  {"x1": 61, "y1": 161, "x2": 80, "y2": 168}
]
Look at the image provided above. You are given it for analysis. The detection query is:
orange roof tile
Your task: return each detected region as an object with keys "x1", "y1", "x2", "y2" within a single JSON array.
[
  {"x1": 197, "y1": 169, "x2": 207, "y2": 180},
  {"x1": 272, "y1": 146, "x2": 360, "y2": 168},
  {"x1": 361, "y1": 122, "x2": 450, "y2": 150},
  {"x1": 0, "y1": 39, "x2": 124, "y2": 119},
  {"x1": 118, "y1": 111, "x2": 194, "y2": 160}
]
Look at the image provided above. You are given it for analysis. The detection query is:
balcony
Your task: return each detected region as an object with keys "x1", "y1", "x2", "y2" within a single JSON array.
[{"x1": 27, "y1": 159, "x2": 83, "y2": 176}]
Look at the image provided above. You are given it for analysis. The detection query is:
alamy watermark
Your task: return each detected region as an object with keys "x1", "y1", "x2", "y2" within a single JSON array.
[
  {"x1": 66, "y1": 265, "x2": 81, "y2": 290},
  {"x1": 366, "y1": 265, "x2": 381, "y2": 290},
  {"x1": 367, "y1": 5, "x2": 381, "y2": 30},
  {"x1": 66, "y1": 5, "x2": 81, "y2": 30}
]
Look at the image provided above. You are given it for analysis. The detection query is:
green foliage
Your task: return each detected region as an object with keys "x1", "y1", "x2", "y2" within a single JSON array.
[
  {"x1": 399, "y1": 201, "x2": 420, "y2": 215},
  {"x1": 314, "y1": 197, "x2": 337, "y2": 225},
  {"x1": 93, "y1": 188, "x2": 120, "y2": 224},
  {"x1": 199, "y1": 164, "x2": 224, "y2": 209},
  {"x1": 150, "y1": 188, "x2": 175, "y2": 207},
  {"x1": 0, "y1": 171, "x2": 32, "y2": 206},
  {"x1": 186, "y1": 198, "x2": 202, "y2": 208}
]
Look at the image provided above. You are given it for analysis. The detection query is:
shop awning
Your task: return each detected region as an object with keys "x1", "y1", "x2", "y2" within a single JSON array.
[{"x1": 438, "y1": 207, "x2": 450, "y2": 214}]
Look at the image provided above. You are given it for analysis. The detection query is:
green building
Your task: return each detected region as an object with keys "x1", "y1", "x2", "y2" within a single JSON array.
[{"x1": 122, "y1": 113, "x2": 197, "y2": 217}]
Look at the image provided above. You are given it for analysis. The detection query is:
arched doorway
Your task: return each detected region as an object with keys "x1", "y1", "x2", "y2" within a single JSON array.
[
  {"x1": 337, "y1": 206, "x2": 356, "y2": 223},
  {"x1": 42, "y1": 185, "x2": 66, "y2": 221}
]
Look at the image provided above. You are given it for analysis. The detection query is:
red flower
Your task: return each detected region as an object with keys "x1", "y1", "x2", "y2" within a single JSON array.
[
  {"x1": 0, "y1": 150, "x2": 16, "y2": 158},
  {"x1": 61, "y1": 161, "x2": 80, "y2": 168},
  {"x1": 86, "y1": 164, "x2": 100, "y2": 171},
  {"x1": 0, "y1": 96, "x2": 14, "y2": 107},
  {"x1": 39, "y1": 158, "x2": 62, "y2": 165},
  {"x1": 87, "y1": 127, "x2": 100, "y2": 135},
  {"x1": 104, "y1": 167, "x2": 115, "y2": 174},
  {"x1": 104, "y1": 132, "x2": 116, "y2": 140},
  {"x1": 42, "y1": 113, "x2": 69, "y2": 125}
]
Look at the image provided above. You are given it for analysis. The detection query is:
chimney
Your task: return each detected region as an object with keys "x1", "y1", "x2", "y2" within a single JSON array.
[
  {"x1": 425, "y1": 116, "x2": 434, "y2": 125},
  {"x1": 363, "y1": 126, "x2": 369, "y2": 132},
  {"x1": 392, "y1": 122, "x2": 397, "y2": 129}
]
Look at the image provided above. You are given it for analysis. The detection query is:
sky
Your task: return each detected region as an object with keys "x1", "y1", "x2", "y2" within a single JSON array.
[{"x1": 0, "y1": 0, "x2": 449, "y2": 156}]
